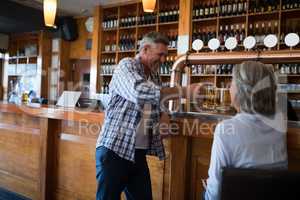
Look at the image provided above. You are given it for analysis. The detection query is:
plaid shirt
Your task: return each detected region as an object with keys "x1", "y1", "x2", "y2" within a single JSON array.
[{"x1": 96, "y1": 56, "x2": 166, "y2": 162}]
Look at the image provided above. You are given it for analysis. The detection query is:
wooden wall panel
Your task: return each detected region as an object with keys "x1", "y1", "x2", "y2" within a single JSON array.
[
  {"x1": 147, "y1": 156, "x2": 165, "y2": 200},
  {"x1": 69, "y1": 17, "x2": 92, "y2": 59},
  {"x1": 39, "y1": 31, "x2": 52, "y2": 99},
  {"x1": 55, "y1": 138, "x2": 97, "y2": 200},
  {"x1": 0, "y1": 112, "x2": 40, "y2": 129},
  {"x1": 0, "y1": 123, "x2": 40, "y2": 199},
  {"x1": 61, "y1": 120, "x2": 101, "y2": 139}
]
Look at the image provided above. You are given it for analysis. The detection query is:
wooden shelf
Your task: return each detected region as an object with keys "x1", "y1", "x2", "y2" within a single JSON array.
[
  {"x1": 118, "y1": 50, "x2": 136, "y2": 53},
  {"x1": 103, "y1": 28, "x2": 118, "y2": 32},
  {"x1": 9, "y1": 55, "x2": 38, "y2": 59},
  {"x1": 159, "y1": 21, "x2": 179, "y2": 26},
  {"x1": 193, "y1": 17, "x2": 217, "y2": 22},
  {"x1": 191, "y1": 74, "x2": 215, "y2": 77},
  {"x1": 219, "y1": 14, "x2": 247, "y2": 20},
  {"x1": 137, "y1": 24, "x2": 157, "y2": 28},
  {"x1": 101, "y1": 51, "x2": 117, "y2": 54},
  {"x1": 216, "y1": 74, "x2": 233, "y2": 77},
  {"x1": 281, "y1": 8, "x2": 300, "y2": 13},
  {"x1": 119, "y1": 26, "x2": 137, "y2": 30},
  {"x1": 248, "y1": 11, "x2": 279, "y2": 16}
]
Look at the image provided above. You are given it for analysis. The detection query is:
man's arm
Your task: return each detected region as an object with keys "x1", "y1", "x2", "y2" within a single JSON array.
[{"x1": 113, "y1": 59, "x2": 161, "y2": 105}]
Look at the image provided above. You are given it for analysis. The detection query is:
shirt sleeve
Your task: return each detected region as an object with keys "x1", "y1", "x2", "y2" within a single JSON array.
[
  {"x1": 112, "y1": 58, "x2": 161, "y2": 106},
  {"x1": 205, "y1": 123, "x2": 230, "y2": 200}
]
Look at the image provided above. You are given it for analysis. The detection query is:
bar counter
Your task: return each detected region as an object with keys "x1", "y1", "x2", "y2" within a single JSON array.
[{"x1": 0, "y1": 102, "x2": 299, "y2": 200}]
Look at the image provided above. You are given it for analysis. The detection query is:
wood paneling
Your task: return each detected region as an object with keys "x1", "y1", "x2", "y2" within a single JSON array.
[
  {"x1": 59, "y1": 40, "x2": 71, "y2": 96},
  {"x1": 69, "y1": 17, "x2": 92, "y2": 60},
  {"x1": 90, "y1": 6, "x2": 102, "y2": 95},
  {"x1": 55, "y1": 138, "x2": 97, "y2": 199},
  {"x1": 0, "y1": 114, "x2": 40, "y2": 199},
  {"x1": 39, "y1": 31, "x2": 52, "y2": 99}
]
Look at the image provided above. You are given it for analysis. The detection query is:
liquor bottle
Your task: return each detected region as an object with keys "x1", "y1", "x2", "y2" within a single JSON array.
[
  {"x1": 175, "y1": 4, "x2": 179, "y2": 21},
  {"x1": 240, "y1": 24, "x2": 246, "y2": 42},
  {"x1": 260, "y1": 22, "x2": 266, "y2": 43},
  {"x1": 210, "y1": 1, "x2": 216, "y2": 17},
  {"x1": 167, "y1": 6, "x2": 173, "y2": 22},
  {"x1": 224, "y1": 25, "x2": 229, "y2": 43},
  {"x1": 238, "y1": 0, "x2": 244, "y2": 15},
  {"x1": 219, "y1": 25, "x2": 225, "y2": 45},
  {"x1": 204, "y1": 2, "x2": 210, "y2": 18},
  {"x1": 249, "y1": 23, "x2": 254, "y2": 35},
  {"x1": 274, "y1": 21, "x2": 278, "y2": 34},
  {"x1": 214, "y1": 0, "x2": 219, "y2": 16},
  {"x1": 259, "y1": 0, "x2": 265, "y2": 12},
  {"x1": 221, "y1": 0, "x2": 227, "y2": 16},
  {"x1": 233, "y1": 0, "x2": 238, "y2": 15},
  {"x1": 227, "y1": 0, "x2": 233, "y2": 15},
  {"x1": 267, "y1": 22, "x2": 272, "y2": 35},
  {"x1": 235, "y1": 24, "x2": 241, "y2": 44},
  {"x1": 243, "y1": 0, "x2": 248, "y2": 13},
  {"x1": 230, "y1": 25, "x2": 235, "y2": 37}
]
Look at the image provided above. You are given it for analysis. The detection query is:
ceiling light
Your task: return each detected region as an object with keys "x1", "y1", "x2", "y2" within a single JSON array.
[
  {"x1": 43, "y1": 0, "x2": 57, "y2": 27},
  {"x1": 142, "y1": 0, "x2": 156, "y2": 13}
]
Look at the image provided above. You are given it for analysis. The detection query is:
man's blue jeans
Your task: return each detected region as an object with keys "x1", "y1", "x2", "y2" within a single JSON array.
[{"x1": 95, "y1": 146, "x2": 153, "y2": 200}]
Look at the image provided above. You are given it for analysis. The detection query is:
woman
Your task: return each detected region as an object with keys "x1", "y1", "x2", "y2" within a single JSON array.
[{"x1": 204, "y1": 61, "x2": 288, "y2": 200}]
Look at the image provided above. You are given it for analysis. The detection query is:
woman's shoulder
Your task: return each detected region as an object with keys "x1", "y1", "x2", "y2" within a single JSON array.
[{"x1": 214, "y1": 114, "x2": 250, "y2": 139}]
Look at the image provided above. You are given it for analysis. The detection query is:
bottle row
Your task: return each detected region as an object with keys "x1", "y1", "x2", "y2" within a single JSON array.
[
  {"x1": 249, "y1": 0, "x2": 279, "y2": 13},
  {"x1": 103, "y1": 34, "x2": 136, "y2": 52},
  {"x1": 192, "y1": 20, "x2": 283, "y2": 48},
  {"x1": 160, "y1": 56, "x2": 176, "y2": 75},
  {"x1": 278, "y1": 84, "x2": 300, "y2": 92},
  {"x1": 219, "y1": 0, "x2": 248, "y2": 16},
  {"x1": 192, "y1": 28, "x2": 217, "y2": 45},
  {"x1": 248, "y1": 21, "x2": 279, "y2": 45},
  {"x1": 102, "y1": 0, "x2": 300, "y2": 29},
  {"x1": 101, "y1": 81, "x2": 110, "y2": 94},
  {"x1": 279, "y1": 64, "x2": 300, "y2": 74},
  {"x1": 191, "y1": 64, "x2": 234, "y2": 75},
  {"x1": 102, "y1": 13, "x2": 157, "y2": 29},
  {"x1": 101, "y1": 58, "x2": 117, "y2": 75},
  {"x1": 165, "y1": 30, "x2": 178, "y2": 49},
  {"x1": 219, "y1": 23, "x2": 246, "y2": 45},
  {"x1": 290, "y1": 99, "x2": 300, "y2": 109},
  {"x1": 282, "y1": 0, "x2": 300, "y2": 10},
  {"x1": 159, "y1": 5, "x2": 179, "y2": 23}
]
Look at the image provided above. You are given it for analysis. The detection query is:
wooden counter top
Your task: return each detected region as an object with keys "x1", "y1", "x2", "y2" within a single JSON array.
[{"x1": 0, "y1": 102, "x2": 104, "y2": 123}]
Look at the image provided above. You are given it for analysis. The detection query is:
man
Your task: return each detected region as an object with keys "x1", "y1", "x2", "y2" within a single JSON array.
[{"x1": 95, "y1": 32, "x2": 201, "y2": 200}]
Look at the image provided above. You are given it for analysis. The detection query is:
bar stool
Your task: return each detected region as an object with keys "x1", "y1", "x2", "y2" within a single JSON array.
[{"x1": 220, "y1": 167, "x2": 300, "y2": 200}]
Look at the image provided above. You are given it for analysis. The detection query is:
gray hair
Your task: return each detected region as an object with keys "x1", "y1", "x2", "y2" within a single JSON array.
[
  {"x1": 233, "y1": 61, "x2": 277, "y2": 117},
  {"x1": 138, "y1": 32, "x2": 169, "y2": 52}
]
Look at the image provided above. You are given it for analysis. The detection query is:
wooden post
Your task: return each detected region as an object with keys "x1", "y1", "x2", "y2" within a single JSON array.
[
  {"x1": 168, "y1": 0, "x2": 192, "y2": 199},
  {"x1": 39, "y1": 118, "x2": 61, "y2": 200},
  {"x1": 90, "y1": 6, "x2": 103, "y2": 96},
  {"x1": 39, "y1": 31, "x2": 52, "y2": 99}
]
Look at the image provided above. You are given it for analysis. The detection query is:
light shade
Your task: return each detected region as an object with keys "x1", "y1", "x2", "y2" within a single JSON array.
[
  {"x1": 142, "y1": 0, "x2": 156, "y2": 13},
  {"x1": 43, "y1": 0, "x2": 57, "y2": 27}
]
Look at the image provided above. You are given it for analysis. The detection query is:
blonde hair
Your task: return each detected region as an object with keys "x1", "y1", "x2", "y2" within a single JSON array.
[{"x1": 233, "y1": 61, "x2": 277, "y2": 117}]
